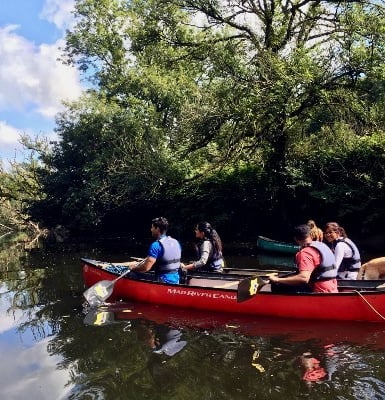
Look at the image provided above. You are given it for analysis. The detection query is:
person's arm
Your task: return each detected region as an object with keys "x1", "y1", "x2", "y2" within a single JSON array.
[
  {"x1": 131, "y1": 241, "x2": 160, "y2": 272},
  {"x1": 183, "y1": 241, "x2": 211, "y2": 270},
  {"x1": 131, "y1": 256, "x2": 156, "y2": 272},
  {"x1": 269, "y1": 247, "x2": 315, "y2": 285},
  {"x1": 334, "y1": 242, "x2": 351, "y2": 270},
  {"x1": 112, "y1": 257, "x2": 154, "y2": 271},
  {"x1": 269, "y1": 270, "x2": 311, "y2": 285}
]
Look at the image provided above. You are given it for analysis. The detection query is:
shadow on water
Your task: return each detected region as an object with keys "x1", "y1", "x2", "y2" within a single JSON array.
[{"x1": 1, "y1": 237, "x2": 385, "y2": 399}]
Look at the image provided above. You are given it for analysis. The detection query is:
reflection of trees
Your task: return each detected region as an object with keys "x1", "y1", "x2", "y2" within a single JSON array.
[
  {"x1": 3, "y1": 242, "x2": 385, "y2": 399},
  {"x1": 1, "y1": 237, "x2": 83, "y2": 342},
  {"x1": 1, "y1": 235, "x2": 46, "y2": 334},
  {"x1": 0, "y1": 232, "x2": 45, "y2": 270},
  {"x1": 45, "y1": 302, "x2": 385, "y2": 400},
  {"x1": 47, "y1": 305, "x2": 299, "y2": 400}
]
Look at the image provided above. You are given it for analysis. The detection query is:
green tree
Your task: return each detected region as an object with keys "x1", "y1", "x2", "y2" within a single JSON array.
[
  {"x1": 27, "y1": 0, "x2": 385, "y2": 237},
  {"x1": 0, "y1": 135, "x2": 48, "y2": 236}
]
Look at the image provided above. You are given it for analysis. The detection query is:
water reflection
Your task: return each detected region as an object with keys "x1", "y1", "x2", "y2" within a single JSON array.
[
  {"x1": 0, "y1": 335, "x2": 73, "y2": 400},
  {"x1": 84, "y1": 306, "x2": 187, "y2": 357},
  {"x1": 1, "y1": 241, "x2": 385, "y2": 399},
  {"x1": 80, "y1": 301, "x2": 385, "y2": 395}
]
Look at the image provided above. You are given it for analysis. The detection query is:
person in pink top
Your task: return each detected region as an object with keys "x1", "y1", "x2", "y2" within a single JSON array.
[{"x1": 269, "y1": 224, "x2": 338, "y2": 293}]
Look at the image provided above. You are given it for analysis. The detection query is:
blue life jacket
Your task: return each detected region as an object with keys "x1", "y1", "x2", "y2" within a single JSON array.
[
  {"x1": 155, "y1": 236, "x2": 181, "y2": 274},
  {"x1": 335, "y1": 238, "x2": 361, "y2": 272},
  {"x1": 305, "y1": 241, "x2": 337, "y2": 282}
]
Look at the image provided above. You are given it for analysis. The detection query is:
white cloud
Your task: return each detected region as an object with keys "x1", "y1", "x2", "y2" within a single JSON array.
[
  {"x1": 0, "y1": 337, "x2": 74, "y2": 400},
  {"x1": 0, "y1": 285, "x2": 25, "y2": 333},
  {"x1": 0, "y1": 288, "x2": 74, "y2": 399},
  {"x1": 0, "y1": 25, "x2": 82, "y2": 118},
  {"x1": 0, "y1": 121, "x2": 21, "y2": 146},
  {"x1": 0, "y1": 0, "x2": 83, "y2": 165},
  {"x1": 40, "y1": 0, "x2": 76, "y2": 31}
]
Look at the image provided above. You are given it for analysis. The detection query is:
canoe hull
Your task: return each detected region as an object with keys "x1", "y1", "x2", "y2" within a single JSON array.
[
  {"x1": 82, "y1": 259, "x2": 385, "y2": 323},
  {"x1": 257, "y1": 235, "x2": 300, "y2": 255}
]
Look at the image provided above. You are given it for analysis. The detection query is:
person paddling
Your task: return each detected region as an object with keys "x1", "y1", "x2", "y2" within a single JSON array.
[
  {"x1": 269, "y1": 224, "x2": 338, "y2": 293},
  {"x1": 127, "y1": 217, "x2": 182, "y2": 284}
]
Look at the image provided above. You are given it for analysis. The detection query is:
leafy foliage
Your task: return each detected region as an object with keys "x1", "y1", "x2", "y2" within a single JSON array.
[{"x1": 4, "y1": 0, "x2": 385, "y2": 242}]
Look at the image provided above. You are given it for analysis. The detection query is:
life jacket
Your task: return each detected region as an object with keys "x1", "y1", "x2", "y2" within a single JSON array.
[
  {"x1": 304, "y1": 241, "x2": 337, "y2": 282},
  {"x1": 155, "y1": 236, "x2": 181, "y2": 274},
  {"x1": 199, "y1": 239, "x2": 224, "y2": 272},
  {"x1": 335, "y1": 238, "x2": 361, "y2": 272},
  {"x1": 210, "y1": 250, "x2": 224, "y2": 271}
]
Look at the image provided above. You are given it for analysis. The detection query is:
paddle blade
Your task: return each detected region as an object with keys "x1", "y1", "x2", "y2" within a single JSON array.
[
  {"x1": 83, "y1": 280, "x2": 114, "y2": 307},
  {"x1": 237, "y1": 276, "x2": 266, "y2": 302},
  {"x1": 83, "y1": 308, "x2": 115, "y2": 326}
]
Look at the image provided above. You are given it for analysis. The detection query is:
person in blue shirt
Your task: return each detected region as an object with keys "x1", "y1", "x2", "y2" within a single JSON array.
[{"x1": 129, "y1": 217, "x2": 182, "y2": 284}]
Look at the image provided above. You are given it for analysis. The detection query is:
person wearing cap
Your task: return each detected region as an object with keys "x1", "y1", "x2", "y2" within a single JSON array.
[{"x1": 269, "y1": 224, "x2": 338, "y2": 293}]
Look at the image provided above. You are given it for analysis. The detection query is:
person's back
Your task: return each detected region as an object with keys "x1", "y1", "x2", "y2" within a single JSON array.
[
  {"x1": 129, "y1": 217, "x2": 182, "y2": 284},
  {"x1": 301, "y1": 241, "x2": 338, "y2": 293},
  {"x1": 155, "y1": 235, "x2": 182, "y2": 280}
]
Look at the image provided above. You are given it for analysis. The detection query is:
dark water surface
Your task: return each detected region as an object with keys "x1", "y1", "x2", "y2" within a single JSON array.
[{"x1": 1, "y1": 238, "x2": 385, "y2": 400}]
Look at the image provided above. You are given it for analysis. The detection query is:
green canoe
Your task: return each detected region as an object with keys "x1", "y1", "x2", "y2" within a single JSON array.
[{"x1": 257, "y1": 235, "x2": 300, "y2": 255}]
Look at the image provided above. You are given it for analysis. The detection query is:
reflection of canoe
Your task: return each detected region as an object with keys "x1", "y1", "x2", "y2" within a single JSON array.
[
  {"x1": 84, "y1": 302, "x2": 385, "y2": 348},
  {"x1": 82, "y1": 258, "x2": 385, "y2": 322},
  {"x1": 257, "y1": 236, "x2": 300, "y2": 255}
]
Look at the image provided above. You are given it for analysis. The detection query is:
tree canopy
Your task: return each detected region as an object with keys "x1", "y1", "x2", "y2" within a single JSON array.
[{"x1": 2, "y1": 0, "x2": 385, "y2": 245}]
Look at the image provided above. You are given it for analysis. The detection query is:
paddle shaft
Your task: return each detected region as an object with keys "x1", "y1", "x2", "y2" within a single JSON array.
[
  {"x1": 110, "y1": 266, "x2": 132, "y2": 284},
  {"x1": 108, "y1": 258, "x2": 146, "y2": 285}
]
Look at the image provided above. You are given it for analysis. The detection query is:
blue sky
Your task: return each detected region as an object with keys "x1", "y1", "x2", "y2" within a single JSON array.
[{"x1": 0, "y1": 0, "x2": 83, "y2": 168}]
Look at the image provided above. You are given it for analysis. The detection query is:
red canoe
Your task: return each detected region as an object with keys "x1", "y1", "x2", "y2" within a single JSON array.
[{"x1": 82, "y1": 258, "x2": 385, "y2": 323}]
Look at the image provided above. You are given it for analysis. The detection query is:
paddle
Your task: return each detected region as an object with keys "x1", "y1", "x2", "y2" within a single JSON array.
[
  {"x1": 83, "y1": 259, "x2": 145, "y2": 307},
  {"x1": 237, "y1": 274, "x2": 274, "y2": 302},
  {"x1": 83, "y1": 308, "x2": 115, "y2": 326}
]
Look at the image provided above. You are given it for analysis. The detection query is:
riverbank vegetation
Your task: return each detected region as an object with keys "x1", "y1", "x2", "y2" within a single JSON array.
[{"x1": 2, "y1": 0, "x2": 385, "y2": 249}]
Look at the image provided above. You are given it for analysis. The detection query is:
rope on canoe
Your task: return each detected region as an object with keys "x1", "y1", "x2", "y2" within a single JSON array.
[{"x1": 354, "y1": 290, "x2": 385, "y2": 321}]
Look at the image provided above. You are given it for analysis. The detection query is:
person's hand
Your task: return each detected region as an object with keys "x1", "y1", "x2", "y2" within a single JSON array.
[
  {"x1": 267, "y1": 273, "x2": 279, "y2": 284},
  {"x1": 180, "y1": 263, "x2": 187, "y2": 272}
]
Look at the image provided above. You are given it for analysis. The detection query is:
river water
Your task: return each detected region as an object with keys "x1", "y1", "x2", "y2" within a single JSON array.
[{"x1": 1, "y1": 237, "x2": 385, "y2": 400}]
